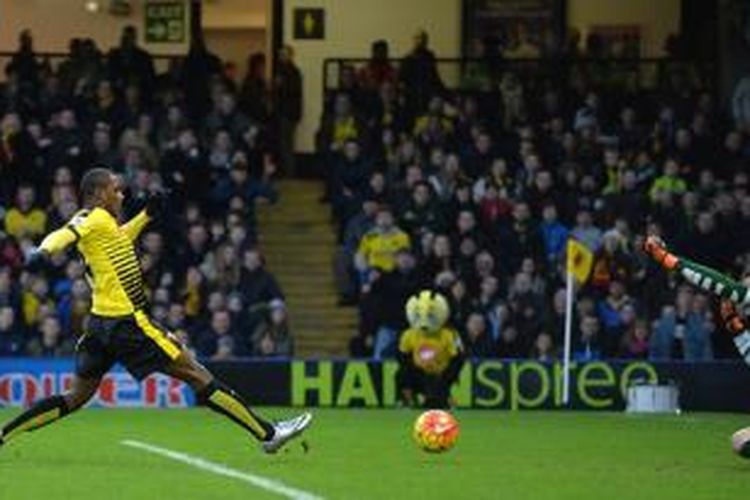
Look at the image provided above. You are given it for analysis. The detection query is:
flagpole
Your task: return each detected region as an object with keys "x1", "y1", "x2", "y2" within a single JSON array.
[{"x1": 562, "y1": 268, "x2": 575, "y2": 406}]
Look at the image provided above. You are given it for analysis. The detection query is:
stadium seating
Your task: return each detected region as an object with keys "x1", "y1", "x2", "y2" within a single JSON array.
[{"x1": 318, "y1": 41, "x2": 748, "y2": 362}]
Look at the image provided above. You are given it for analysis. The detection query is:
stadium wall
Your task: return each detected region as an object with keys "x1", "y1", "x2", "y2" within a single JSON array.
[
  {"x1": 1, "y1": 359, "x2": 749, "y2": 412},
  {"x1": 568, "y1": 0, "x2": 681, "y2": 57},
  {"x1": 282, "y1": 0, "x2": 463, "y2": 153},
  {"x1": 0, "y1": 0, "x2": 192, "y2": 54},
  {"x1": 284, "y1": 0, "x2": 681, "y2": 153}
]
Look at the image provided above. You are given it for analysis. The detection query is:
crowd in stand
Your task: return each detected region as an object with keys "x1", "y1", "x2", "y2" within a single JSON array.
[
  {"x1": 0, "y1": 27, "x2": 303, "y2": 359},
  {"x1": 2, "y1": 25, "x2": 749, "y2": 364},
  {"x1": 322, "y1": 32, "x2": 750, "y2": 362}
]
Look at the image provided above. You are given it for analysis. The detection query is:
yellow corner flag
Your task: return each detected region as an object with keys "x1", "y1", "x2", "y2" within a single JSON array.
[{"x1": 566, "y1": 238, "x2": 594, "y2": 284}]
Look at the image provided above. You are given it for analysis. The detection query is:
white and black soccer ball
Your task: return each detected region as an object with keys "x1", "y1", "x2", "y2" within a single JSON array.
[{"x1": 731, "y1": 427, "x2": 750, "y2": 458}]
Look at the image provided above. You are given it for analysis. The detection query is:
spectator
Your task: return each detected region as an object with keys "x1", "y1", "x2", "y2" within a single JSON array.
[
  {"x1": 56, "y1": 277, "x2": 90, "y2": 337},
  {"x1": 539, "y1": 204, "x2": 569, "y2": 268},
  {"x1": 649, "y1": 158, "x2": 687, "y2": 201},
  {"x1": 463, "y1": 311, "x2": 495, "y2": 357},
  {"x1": 0, "y1": 305, "x2": 24, "y2": 356},
  {"x1": 205, "y1": 92, "x2": 251, "y2": 141},
  {"x1": 570, "y1": 210, "x2": 603, "y2": 253},
  {"x1": 590, "y1": 230, "x2": 632, "y2": 292},
  {"x1": 596, "y1": 280, "x2": 633, "y2": 356},
  {"x1": 107, "y1": 25, "x2": 155, "y2": 95},
  {"x1": 619, "y1": 319, "x2": 650, "y2": 359},
  {"x1": 26, "y1": 316, "x2": 74, "y2": 357},
  {"x1": 358, "y1": 40, "x2": 396, "y2": 89},
  {"x1": 194, "y1": 309, "x2": 237, "y2": 359},
  {"x1": 274, "y1": 45, "x2": 303, "y2": 175},
  {"x1": 239, "y1": 53, "x2": 271, "y2": 122},
  {"x1": 318, "y1": 94, "x2": 362, "y2": 155},
  {"x1": 1, "y1": 112, "x2": 38, "y2": 200},
  {"x1": 497, "y1": 326, "x2": 525, "y2": 358},
  {"x1": 180, "y1": 36, "x2": 223, "y2": 121},
  {"x1": 238, "y1": 247, "x2": 284, "y2": 311},
  {"x1": 251, "y1": 299, "x2": 293, "y2": 357},
  {"x1": 574, "y1": 315, "x2": 602, "y2": 361},
  {"x1": 650, "y1": 290, "x2": 714, "y2": 361},
  {"x1": 4, "y1": 185, "x2": 47, "y2": 241},
  {"x1": 399, "y1": 30, "x2": 443, "y2": 118},
  {"x1": 6, "y1": 30, "x2": 41, "y2": 99},
  {"x1": 355, "y1": 206, "x2": 411, "y2": 277},
  {"x1": 361, "y1": 249, "x2": 420, "y2": 359},
  {"x1": 531, "y1": 332, "x2": 556, "y2": 362},
  {"x1": 496, "y1": 201, "x2": 545, "y2": 275}
]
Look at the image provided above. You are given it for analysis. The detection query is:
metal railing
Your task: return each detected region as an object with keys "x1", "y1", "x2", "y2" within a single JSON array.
[
  {"x1": 323, "y1": 56, "x2": 716, "y2": 99},
  {"x1": 0, "y1": 51, "x2": 182, "y2": 81}
]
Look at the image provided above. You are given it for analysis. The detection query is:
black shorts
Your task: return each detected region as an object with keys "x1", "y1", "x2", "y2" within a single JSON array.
[{"x1": 76, "y1": 311, "x2": 183, "y2": 381}]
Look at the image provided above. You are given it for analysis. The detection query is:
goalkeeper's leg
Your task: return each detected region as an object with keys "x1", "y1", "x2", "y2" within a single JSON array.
[
  {"x1": 719, "y1": 300, "x2": 750, "y2": 366},
  {"x1": 643, "y1": 236, "x2": 750, "y2": 305},
  {"x1": 0, "y1": 376, "x2": 99, "y2": 445}
]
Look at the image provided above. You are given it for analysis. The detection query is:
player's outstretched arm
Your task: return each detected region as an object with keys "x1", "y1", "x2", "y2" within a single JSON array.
[
  {"x1": 25, "y1": 225, "x2": 79, "y2": 272},
  {"x1": 644, "y1": 236, "x2": 750, "y2": 306},
  {"x1": 32, "y1": 225, "x2": 78, "y2": 255}
]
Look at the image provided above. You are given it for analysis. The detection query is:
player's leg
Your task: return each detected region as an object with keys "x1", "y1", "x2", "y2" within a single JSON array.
[
  {"x1": 719, "y1": 299, "x2": 750, "y2": 366},
  {"x1": 0, "y1": 318, "x2": 113, "y2": 446},
  {"x1": 644, "y1": 236, "x2": 750, "y2": 305},
  {"x1": 127, "y1": 311, "x2": 310, "y2": 452},
  {"x1": 162, "y1": 351, "x2": 311, "y2": 453},
  {"x1": 0, "y1": 375, "x2": 100, "y2": 445},
  {"x1": 163, "y1": 351, "x2": 275, "y2": 440}
]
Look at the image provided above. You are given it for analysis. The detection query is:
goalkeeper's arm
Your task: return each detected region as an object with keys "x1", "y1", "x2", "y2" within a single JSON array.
[{"x1": 720, "y1": 300, "x2": 750, "y2": 366}]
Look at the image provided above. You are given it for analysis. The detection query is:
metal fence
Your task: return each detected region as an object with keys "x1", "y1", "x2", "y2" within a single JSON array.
[
  {"x1": 0, "y1": 51, "x2": 180, "y2": 82},
  {"x1": 323, "y1": 56, "x2": 717, "y2": 99}
]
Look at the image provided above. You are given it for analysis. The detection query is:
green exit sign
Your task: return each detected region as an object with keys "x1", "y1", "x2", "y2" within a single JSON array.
[{"x1": 145, "y1": 1, "x2": 186, "y2": 43}]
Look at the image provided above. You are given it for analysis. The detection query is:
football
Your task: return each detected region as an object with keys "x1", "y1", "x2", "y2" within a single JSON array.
[
  {"x1": 413, "y1": 410, "x2": 460, "y2": 453},
  {"x1": 731, "y1": 427, "x2": 750, "y2": 458}
]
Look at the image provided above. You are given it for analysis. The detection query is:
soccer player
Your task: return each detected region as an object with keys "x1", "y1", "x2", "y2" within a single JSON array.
[
  {"x1": 397, "y1": 290, "x2": 464, "y2": 409},
  {"x1": 643, "y1": 235, "x2": 750, "y2": 365},
  {"x1": 0, "y1": 168, "x2": 311, "y2": 452}
]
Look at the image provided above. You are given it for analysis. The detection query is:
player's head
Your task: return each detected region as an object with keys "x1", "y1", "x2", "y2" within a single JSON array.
[{"x1": 80, "y1": 167, "x2": 124, "y2": 216}]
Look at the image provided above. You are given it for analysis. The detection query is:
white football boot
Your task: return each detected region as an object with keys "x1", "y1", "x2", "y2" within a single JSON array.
[{"x1": 262, "y1": 412, "x2": 313, "y2": 454}]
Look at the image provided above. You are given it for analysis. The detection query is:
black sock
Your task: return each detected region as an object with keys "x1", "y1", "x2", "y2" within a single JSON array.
[
  {"x1": 197, "y1": 381, "x2": 274, "y2": 441},
  {"x1": 2, "y1": 395, "x2": 70, "y2": 443}
]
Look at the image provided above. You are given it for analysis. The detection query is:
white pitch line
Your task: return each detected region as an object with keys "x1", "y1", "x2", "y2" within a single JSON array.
[{"x1": 121, "y1": 439, "x2": 324, "y2": 500}]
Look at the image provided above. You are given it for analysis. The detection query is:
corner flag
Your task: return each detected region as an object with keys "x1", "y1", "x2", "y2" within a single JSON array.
[
  {"x1": 562, "y1": 238, "x2": 594, "y2": 405},
  {"x1": 566, "y1": 238, "x2": 594, "y2": 284}
]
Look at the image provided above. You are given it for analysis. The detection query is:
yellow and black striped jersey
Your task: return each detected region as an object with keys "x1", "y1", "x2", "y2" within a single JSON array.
[{"x1": 40, "y1": 207, "x2": 151, "y2": 317}]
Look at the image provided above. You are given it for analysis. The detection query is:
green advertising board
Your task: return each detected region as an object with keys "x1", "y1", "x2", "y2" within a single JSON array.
[
  {"x1": 290, "y1": 360, "x2": 660, "y2": 409},
  {"x1": 145, "y1": 1, "x2": 186, "y2": 43},
  {"x1": 198, "y1": 359, "x2": 750, "y2": 412}
]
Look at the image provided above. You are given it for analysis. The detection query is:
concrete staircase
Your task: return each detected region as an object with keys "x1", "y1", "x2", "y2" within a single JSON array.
[{"x1": 256, "y1": 179, "x2": 356, "y2": 357}]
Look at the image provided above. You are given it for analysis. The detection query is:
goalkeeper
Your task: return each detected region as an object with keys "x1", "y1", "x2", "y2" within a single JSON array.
[
  {"x1": 644, "y1": 235, "x2": 750, "y2": 365},
  {"x1": 397, "y1": 290, "x2": 464, "y2": 409}
]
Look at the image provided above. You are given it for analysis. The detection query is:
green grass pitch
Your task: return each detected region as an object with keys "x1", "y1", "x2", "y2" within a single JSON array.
[{"x1": 0, "y1": 408, "x2": 748, "y2": 499}]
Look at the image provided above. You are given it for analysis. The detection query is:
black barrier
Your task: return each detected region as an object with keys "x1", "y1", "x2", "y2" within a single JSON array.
[{"x1": 202, "y1": 360, "x2": 750, "y2": 412}]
